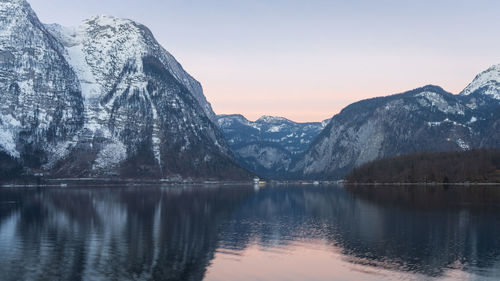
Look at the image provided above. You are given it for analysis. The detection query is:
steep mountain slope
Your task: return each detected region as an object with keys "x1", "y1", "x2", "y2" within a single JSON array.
[
  {"x1": 0, "y1": 0, "x2": 249, "y2": 180},
  {"x1": 460, "y1": 64, "x2": 500, "y2": 101},
  {"x1": 294, "y1": 70, "x2": 500, "y2": 180},
  {"x1": 459, "y1": 64, "x2": 500, "y2": 148},
  {"x1": 0, "y1": 0, "x2": 84, "y2": 170},
  {"x1": 217, "y1": 114, "x2": 327, "y2": 178}
]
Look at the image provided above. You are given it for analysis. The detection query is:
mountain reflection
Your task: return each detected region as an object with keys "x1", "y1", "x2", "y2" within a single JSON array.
[{"x1": 0, "y1": 185, "x2": 500, "y2": 280}]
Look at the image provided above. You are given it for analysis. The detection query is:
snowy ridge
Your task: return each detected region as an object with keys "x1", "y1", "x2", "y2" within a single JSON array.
[
  {"x1": 256, "y1": 115, "x2": 292, "y2": 124},
  {"x1": 460, "y1": 64, "x2": 500, "y2": 100}
]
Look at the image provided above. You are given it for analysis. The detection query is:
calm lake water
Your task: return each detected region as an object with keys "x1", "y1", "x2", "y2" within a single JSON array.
[{"x1": 1, "y1": 184, "x2": 500, "y2": 281}]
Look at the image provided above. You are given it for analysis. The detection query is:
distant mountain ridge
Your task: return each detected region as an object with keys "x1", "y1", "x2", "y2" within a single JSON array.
[
  {"x1": 0, "y1": 0, "x2": 249, "y2": 180},
  {"x1": 217, "y1": 114, "x2": 328, "y2": 178},
  {"x1": 293, "y1": 64, "x2": 500, "y2": 180}
]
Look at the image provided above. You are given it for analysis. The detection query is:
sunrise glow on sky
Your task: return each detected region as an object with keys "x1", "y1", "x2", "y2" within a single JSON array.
[{"x1": 29, "y1": 0, "x2": 500, "y2": 122}]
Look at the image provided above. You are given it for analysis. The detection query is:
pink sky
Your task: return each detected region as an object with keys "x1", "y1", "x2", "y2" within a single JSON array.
[{"x1": 191, "y1": 53, "x2": 493, "y2": 122}]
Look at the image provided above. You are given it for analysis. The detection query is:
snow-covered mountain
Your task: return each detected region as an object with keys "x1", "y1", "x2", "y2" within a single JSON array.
[
  {"x1": 217, "y1": 114, "x2": 328, "y2": 178},
  {"x1": 0, "y1": 0, "x2": 249, "y2": 180},
  {"x1": 293, "y1": 65, "x2": 500, "y2": 179}
]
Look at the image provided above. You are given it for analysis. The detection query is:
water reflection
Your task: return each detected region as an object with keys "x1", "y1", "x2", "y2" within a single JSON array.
[{"x1": 0, "y1": 185, "x2": 499, "y2": 280}]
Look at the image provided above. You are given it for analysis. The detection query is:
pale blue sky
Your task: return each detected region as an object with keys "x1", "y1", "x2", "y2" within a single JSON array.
[{"x1": 29, "y1": 0, "x2": 500, "y2": 121}]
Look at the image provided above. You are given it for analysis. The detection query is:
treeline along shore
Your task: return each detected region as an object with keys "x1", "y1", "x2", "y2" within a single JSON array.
[{"x1": 346, "y1": 149, "x2": 500, "y2": 184}]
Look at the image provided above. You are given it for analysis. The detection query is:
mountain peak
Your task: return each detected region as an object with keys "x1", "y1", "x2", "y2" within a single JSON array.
[
  {"x1": 84, "y1": 14, "x2": 135, "y2": 28},
  {"x1": 0, "y1": 0, "x2": 28, "y2": 6},
  {"x1": 411, "y1": 85, "x2": 447, "y2": 95},
  {"x1": 460, "y1": 63, "x2": 500, "y2": 100},
  {"x1": 421, "y1": 84, "x2": 445, "y2": 91}
]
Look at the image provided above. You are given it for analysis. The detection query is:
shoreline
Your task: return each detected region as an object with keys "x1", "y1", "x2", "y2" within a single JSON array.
[{"x1": 1, "y1": 178, "x2": 499, "y2": 188}]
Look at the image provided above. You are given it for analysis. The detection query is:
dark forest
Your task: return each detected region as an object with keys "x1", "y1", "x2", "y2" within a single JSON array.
[{"x1": 346, "y1": 149, "x2": 500, "y2": 184}]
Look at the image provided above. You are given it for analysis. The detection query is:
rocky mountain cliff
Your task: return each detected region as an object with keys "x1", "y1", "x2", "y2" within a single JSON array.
[
  {"x1": 217, "y1": 114, "x2": 327, "y2": 178},
  {"x1": 293, "y1": 65, "x2": 500, "y2": 180},
  {"x1": 0, "y1": 0, "x2": 249, "y2": 180}
]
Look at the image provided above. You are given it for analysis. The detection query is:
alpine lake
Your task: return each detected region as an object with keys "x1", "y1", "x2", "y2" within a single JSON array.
[{"x1": 1, "y1": 183, "x2": 500, "y2": 281}]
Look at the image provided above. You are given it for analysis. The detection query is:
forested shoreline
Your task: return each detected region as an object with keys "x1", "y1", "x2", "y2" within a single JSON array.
[{"x1": 346, "y1": 149, "x2": 500, "y2": 184}]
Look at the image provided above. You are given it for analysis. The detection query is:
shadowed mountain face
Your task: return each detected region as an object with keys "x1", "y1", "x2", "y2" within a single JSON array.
[
  {"x1": 1, "y1": 185, "x2": 500, "y2": 280},
  {"x1": 217, "y1": 114, "x2": 328, "y2": 178},
  {"x1": 293, "y1": 68, "x2": 500, "y2": 179},
  {"x1": 0, "y1": 0, "x2": 249, "y2": 180}
]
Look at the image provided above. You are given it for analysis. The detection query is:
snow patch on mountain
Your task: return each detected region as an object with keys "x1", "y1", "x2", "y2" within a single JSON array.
[
  {"x1": 416, "y1": 91, "x2": 464, "y2": 115},
  {"x1": 42, "y1": 140, "x2": 75, "y2": 169},
  {"x1": 456, "y1": 139, "x2": 470, "y2": 151},
  {"x1": 46, "y1": 24, "x2": 101, "y2": 101},
  {"x1": 468, "y1": 116, "x2": 477, "y2": 124},
  {"x1": 257, "y1": 116, "x2": 290, "y2": 123},
  {"x1": 0, "y1": 114, "x2": 21, "y2": 158},
  {"x1": 93, "y1": 142, "x2": 127, "y2": 172},
  {"x1": 150, "y1": 103, "x2": 162, "y2": 167},
  {"x1": 427, "y1": 118, "x2": 469, "y2": 129},
  {"x1": 269, "y1": 124, "x2": 285, "y2": 132}
]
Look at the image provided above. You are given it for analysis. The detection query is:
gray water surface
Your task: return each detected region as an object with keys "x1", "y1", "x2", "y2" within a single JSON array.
[{"x1": 1, "y1": 184, "x2": 500, "y2": 281}]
